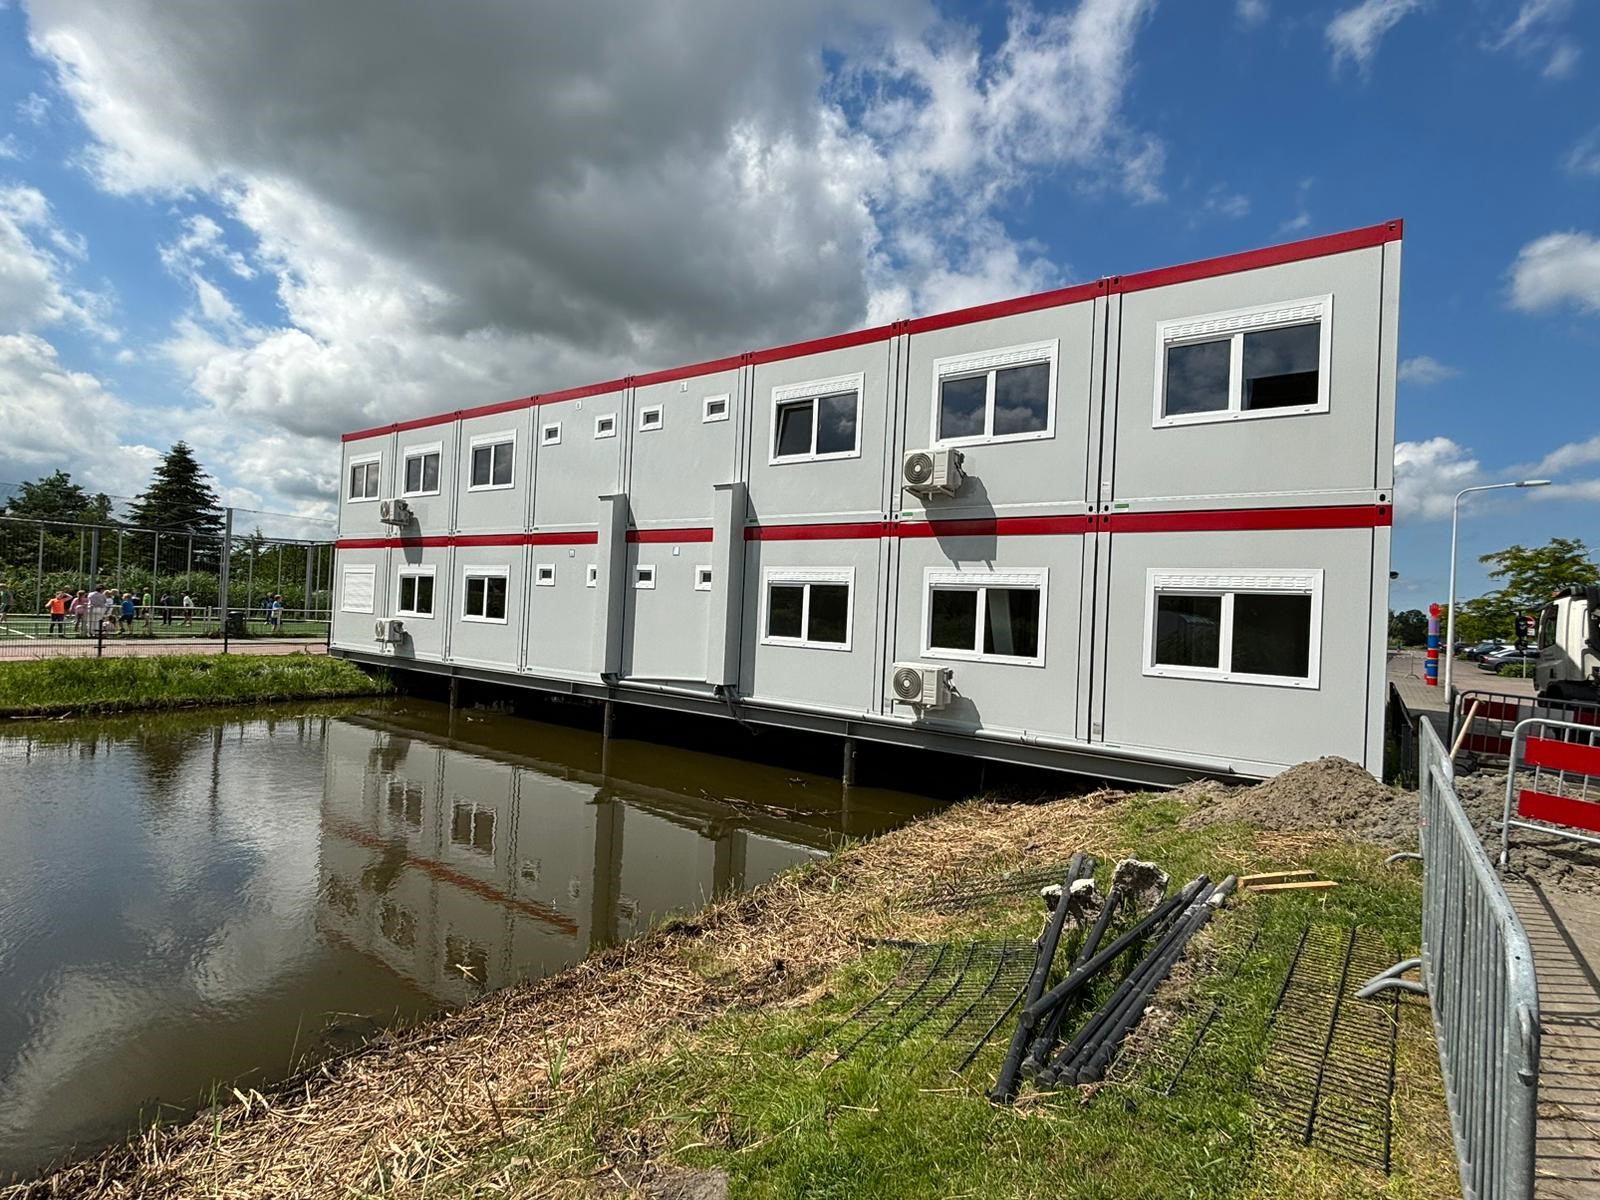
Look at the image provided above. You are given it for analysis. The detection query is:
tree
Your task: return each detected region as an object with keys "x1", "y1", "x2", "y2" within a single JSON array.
[
  {"x1": 0, "y1": 470, "x2": 114, "y2": 524},
  {"x1": 125, "y1": 443, "x2": 224, "y2": 536},
  {"x1": 1479, "y1": 537, "x2": 1600, "y2": 613},
  {"x1": 1388, "y1": 609, "x2": 1429, "y2": 646}
]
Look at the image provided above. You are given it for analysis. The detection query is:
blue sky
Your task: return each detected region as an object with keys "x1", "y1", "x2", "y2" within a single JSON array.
[{"x1": 0, "y1": 0, "x2": 1595, "y2": 602}]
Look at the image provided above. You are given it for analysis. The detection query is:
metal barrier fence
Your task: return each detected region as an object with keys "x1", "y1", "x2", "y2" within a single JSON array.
[
  {"x1": 1385, "y1": 682, "x2": 1420, "y2": 788},
  {"x1": 1362, "y1": 716, "x2": 1540, "y2": 1200},
  {"x1": 1451, "y1": 687, "x2": 1600, "y2": 762},
  {"x1": 0, "y1": 607, "x2": 331, "y2": 660},
  {"x1": 1500, "y1": 716, "x2": 1600, "y2": 866}
]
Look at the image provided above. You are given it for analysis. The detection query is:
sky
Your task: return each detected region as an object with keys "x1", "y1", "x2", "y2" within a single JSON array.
[{"x1": 0, "y1": 0, "x2": 1595, "y2": 601}]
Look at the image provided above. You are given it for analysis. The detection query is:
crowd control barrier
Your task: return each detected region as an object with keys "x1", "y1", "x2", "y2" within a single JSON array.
[
  {"x1": 1450, "y1": 688, "x2": 1600, "y2": 763},
  {"x1": 1362, "y1": 716, "x2": 1540, "y2": 1200},
  {"x1": 1500, "y1": 716, "x2": 1600, "y2": 867}
]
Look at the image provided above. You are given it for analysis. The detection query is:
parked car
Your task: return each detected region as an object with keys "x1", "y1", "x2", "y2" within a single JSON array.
[
  {"x1": 1462, "y1": 639, "x2": 1507, "y2": 662},
  {"x1": 1477, "y1": 646, "x2": 1537, "y2": 672}
]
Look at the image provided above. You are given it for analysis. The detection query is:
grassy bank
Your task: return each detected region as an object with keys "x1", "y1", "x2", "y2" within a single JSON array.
[
  {"x1": 7, "y1": 782, "x2": 1454, "y2": 1200},
  {"x1": 0, "y1": 654, "x2": 390, "y2": 718}
]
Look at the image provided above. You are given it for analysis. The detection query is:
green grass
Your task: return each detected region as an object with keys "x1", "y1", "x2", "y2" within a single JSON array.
[
  {"x1": 448, "y1": 797, "x2": 1454, "y2": 1199},
  {"x1": 0, "y1": 653, "x2": 391, "y2": 717}
]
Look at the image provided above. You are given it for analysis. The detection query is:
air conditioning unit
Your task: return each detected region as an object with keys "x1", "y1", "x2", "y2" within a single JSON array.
[
  {"x1": 378, "y1": 498, "x2": 412, "y2": 526},
  {"x1": 891, "y1": 662, "x2": 951, "y2": 709},
  {"x1": 902, "y1": 448, "x2": 965, "y2": 497},
  {"x1": 374, "y1": 618, "x2": 405, "y2": 644}
]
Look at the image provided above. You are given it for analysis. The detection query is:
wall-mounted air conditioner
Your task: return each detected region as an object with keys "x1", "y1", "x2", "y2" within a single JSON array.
[
  {"x1": 891, "y1": 662, "x2": 951, "y2": 709},
  {"x1": 378, "y1": 498, "x2": 412, "y2": 525},
  {"x1": 902, "y1": 448, "x2": 965, "y2": 497},
  {"x1": 374, "y1": 618, "x2": 405, "y2": 644}
]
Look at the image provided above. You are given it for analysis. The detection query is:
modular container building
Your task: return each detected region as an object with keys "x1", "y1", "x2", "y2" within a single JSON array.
[{"x1": 332, "y1": 221, "x2": 1401, "y2": 787}]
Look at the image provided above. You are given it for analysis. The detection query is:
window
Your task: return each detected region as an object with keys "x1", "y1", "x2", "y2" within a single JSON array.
[
  {"x1": 760, "y1": 568, "x2": 853, "y2": 650},
  {"x1": 703, "y1": 393, "x2": 729, "y2": 423},
  {"x1": 1144, "y1": 569, "x2": 1323, "y2": 687},
  {"x1": 348, "y1": 456, "x2": 380, "y2": 501},
  {"x1": 922, "y1": 569, "x2": 1047, "y2": 666},
  {"x1": 695, "y1": 566, "x2": 713, "y2": 591},
  {"x1": 400, "y1": 445, "x2": 441, "y2": 496},
  {"x1": 386, "y1": 779, "x2": 424, "y2": 829},
  {"x1": 639, "y1": 405, "x2": 663, "y2": 432},
  {"x1": 586, "y1": 564, "x2": 599, "y2": 588},
  {"x1": 461, "y1": 567, "x2": 509, "y2": 622},
  {"x1": 1154, "y1": 296, "x2": 1332, "y2": 427},
  {"x1": 341, "y1": 565, "x2": 375, "y2": 613},
  {"x1": 468, "y1": 434, "x2": 515, "y2": 490},
  {"x1": 932, "y1": 341, "x2": 1058, "y2": 446},
  {"x1": 535, "y1": 563, "x2": 555, "y2": 586},
  {"x1": 541, "y1": 422, "x2": 561, "y2": 446},
  {"x1": 396, "y1": 569, "x2": 435, "y2": 617},
  {"x1": 634, "y1": 564, "x2": 656, "y2": 589},
  {"x1": 770, "y1": 373, "x2": 863, "y2": 463},
  {"x1": 451, "y1": 802, "x2": 495, "y2": 854},
  {"x1": 594, "y1": 413, "x2": 616, "y2": 439}
]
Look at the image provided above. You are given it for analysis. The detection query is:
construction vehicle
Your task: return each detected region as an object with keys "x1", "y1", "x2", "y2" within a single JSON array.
[{"x1": 1535, "y1": 584, "x2": 1600, "y2": 702}]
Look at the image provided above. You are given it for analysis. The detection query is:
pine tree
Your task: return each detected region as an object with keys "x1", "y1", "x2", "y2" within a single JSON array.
[{"x1": 125, "y1": 443, "x2": 224, "y2": 536}]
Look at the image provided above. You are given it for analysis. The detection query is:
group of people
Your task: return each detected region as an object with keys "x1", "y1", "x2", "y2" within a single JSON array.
[{"x1": 39, "y1": 589, "x2": 197, "y2": 637}]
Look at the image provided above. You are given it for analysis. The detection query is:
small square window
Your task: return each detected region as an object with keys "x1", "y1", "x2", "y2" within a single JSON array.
[
  {"x1": 401, "y1": 448, "x2": 441, "y2": 496},
  {"x1": 639, "y1": 406, "x2": 663, "y2": 432},
  {"x1": 348, "y1": 459, "x2": 381, "y2": 500},
  {"x1": 541, "y1": 423, "x2": 561, "y2": 446},
  {"x1": 703, "y1": 394, "x2": 729, "y2": 423},
  {"x1": 586, "y1": 564, "x2": 599, "y2": 588},
  {"x1": 397, "y1": 572, "x2": 435, "y2": 617},
  {"x1": 469, "y1": 438, "x2": 515, "y2": 489},
  {"x1": 634, "y1": 564, "x2": 656, "y2": 589},
  {"x1": 695, "y1": 566, "x2": 713, "y2": 591},
  {"x1": 594, "y1": 414, "x2": 616, "y2": 439},
  {"x1": 535, "y1": 564, "x2": 555, "y2": 586}
]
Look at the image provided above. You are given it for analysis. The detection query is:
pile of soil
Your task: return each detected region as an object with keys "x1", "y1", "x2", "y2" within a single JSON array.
[{"x1": 1179, "y1": 756, "x2": 1416, "y2": 850}]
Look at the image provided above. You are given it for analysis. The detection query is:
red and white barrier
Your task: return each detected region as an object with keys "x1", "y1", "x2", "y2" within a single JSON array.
[{"x1": 1500, "y1": 716, "x2": 1600, "y2": 865}]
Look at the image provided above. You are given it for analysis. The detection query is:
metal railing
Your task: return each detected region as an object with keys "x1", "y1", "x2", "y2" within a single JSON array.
[
  {"x1": 1450, "y1": 687, "x2": 1600, "y2": 762},
  {"x1": 1362, "y1": 716, "x2": 1540, "y2": 1200},
  {"x1": 0, "y1": 607, "x2": 332, "y2": 659},
  {"x1": 1500, "y1": 716, "x2": 1600, "y2": 866}
]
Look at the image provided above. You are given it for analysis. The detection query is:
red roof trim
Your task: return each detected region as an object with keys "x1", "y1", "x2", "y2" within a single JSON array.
[
  {"x1": 1101, "y1": 504, "x2": 1391, "y2": 533},
  {"x1": 903, "y1": 281, "x2": 1105, "y2": 336},
  {"x1": 334, "y1": 531, "x2": 600, "y2": 550},
  {"x1": 628, "y1": 527, "x2": 714, "y2": 544},
  {"x1": 1115, "y1": 220, "x2": 1402, "y2": 295},
  {"x1": 343, "y1": 220, "x2": 1403, "y2": 441}
]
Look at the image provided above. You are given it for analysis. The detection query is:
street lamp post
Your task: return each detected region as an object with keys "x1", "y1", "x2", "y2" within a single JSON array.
[{"x1": 1443, "y1": 479, "x2": 1552, "y2": 703}]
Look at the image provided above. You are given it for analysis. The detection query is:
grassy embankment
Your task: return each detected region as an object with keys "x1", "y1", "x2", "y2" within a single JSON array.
[
  {"x1": 0, "y1": 654, "x2": 390, "y2": 718},
  {"x1": 11, "y1": 788, "x2": 1455, "y2": 1200}
]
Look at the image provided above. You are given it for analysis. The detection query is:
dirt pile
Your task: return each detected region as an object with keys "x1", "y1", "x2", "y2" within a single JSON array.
[{"x1": 1180, "y1": 756, "x2": 1416, "y2": 850}]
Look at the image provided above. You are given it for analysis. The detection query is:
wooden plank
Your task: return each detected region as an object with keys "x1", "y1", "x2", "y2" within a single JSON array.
[
  {"x1": 1250, "y1": 880, "x2": 1339, "y2": 893},
  {"x1": 1239, "y1": 870, "x2": 1317, "y2": 886}
]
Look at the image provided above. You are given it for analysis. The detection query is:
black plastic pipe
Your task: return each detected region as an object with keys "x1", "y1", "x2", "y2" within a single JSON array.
[
  {"x1": 1021, "y1": 884, "x2": 1127, "y2": 1074},
  {"x1": 987, "y1": 852, "x2": 1092, "y2": 1103}
]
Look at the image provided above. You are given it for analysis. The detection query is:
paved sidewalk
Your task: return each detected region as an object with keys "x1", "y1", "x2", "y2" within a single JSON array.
[
  {"x1": 0, "y1": 637, "x2": 327, "y2": 662},
  {"x1": 1504, "y1": 877, "x2": 1600, "y2": 1199},
  {"x1": 1387, "y1": 648, "x2": 1536, "y2": 717}
]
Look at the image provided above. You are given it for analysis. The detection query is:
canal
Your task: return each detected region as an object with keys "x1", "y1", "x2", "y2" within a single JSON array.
[{"x1": 0, "y1": 699, "x2": 941, "y2": 1180}]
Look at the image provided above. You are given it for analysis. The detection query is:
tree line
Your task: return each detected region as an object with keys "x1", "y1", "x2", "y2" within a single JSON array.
[{"x1": 1389, "y1": 536, "x2": 1599, "y2": 647}]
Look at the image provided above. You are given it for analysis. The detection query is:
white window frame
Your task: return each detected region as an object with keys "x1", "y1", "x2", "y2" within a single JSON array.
[
  {"x1": 1152, "y1": 295, "x2": 1333, "y2": 429},
  {"x1": 586, "y1": 564, "x2": 599, "y2": 588},
  {"x1": 541, "y1": 422, "x2": 562, "y2": 447},
  {"x1": 594, "y1": 413, "x2": 617, "y2": 439},
  {"x1": 768, "y1": 372, "x2": 865, "y2": 465},
  {"x1": 399, "y1": 443, "x2": 442, "y2": 498},
  {"x1": 460, "y1": 565, "x2": 510, "y2": 624},
  {"x1": 1142, "y1": 568, "x2": 1323, "y2": 689},
  {"x1": 702, "y1": 393, "x2": 730, "y2": 423},
  {"x1": 347, "y1": 454, "x2": 381, "y2": 503},
  {"x1": 930, "y1": 340, "x2": 1059, "y2": 448},
  {"x1": 759, "y1": 567, "x2": 855, "y2": 652},
  {"x1": 920, "y1": 567, "x2": 1048, "y2": 667},
  {"x1": 534, "y1": 563, "x2": 556, "y2": 587},
  {"x1": 340, "y1": 564, "x2": 376, "y2": 613},
  {"x1": 395, "y1": 565, "x2": 437, "y2": 618},
  {"x1": 694, "y1": 565, "x2": 713, "y2": 591},
  {"x1": 638, "y1": 405, "x2": 664, "y2": 432},
  {"x1": 634, "y1": 564, "x2": 656, "y2": 590},
  {"x1": 466, "y1": 431, "x2": 517, "y2": 492}
]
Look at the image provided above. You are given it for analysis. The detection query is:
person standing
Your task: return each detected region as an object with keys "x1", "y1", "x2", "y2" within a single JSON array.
[
  {"x1": 181, "y1": 592, "x2": 195, "y2": 626},
  {"x1": 141, "y1": 588, "x2": 155, "y2": 634},
  {"x1": 269, "y1": 594, "x2": 285, "y2": 631},
  {"x1": 0, "y1": 580, "x2": 11, "y2": 629},
  {"x1": 120, "y1": 591, "x2": 136, "y2": 636},
  {"x1": 88, "y1": 587, "x2": 109, "y2": 635},
  {"x1": 47, "y1": 590, "x2": 68, "y2": 637},
  {"x1": 159, "y1": 592, "x2": 173, "y2": 626},
  {"x1": 70, "y1": 589, "x2": 88, "y2": 636}
]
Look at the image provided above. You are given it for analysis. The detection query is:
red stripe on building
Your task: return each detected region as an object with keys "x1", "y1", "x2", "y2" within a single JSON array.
[
  {"x1": 896, "y1": 515, "x2": 1094, "y2": 538},
  {"x1": 527, "y1": 530, "x2": 600, "y2": 546},
  {"x1": 632, "y1": 354, "x2": 746, "y2": 390},
  {"x1": 1517, "y1": 789, "x2": 1600, "y2": 836},
  {"x1": 748, "y1": 323, "x2": 899, "y2": 367},
  {"x1": 1115, "y1": 221, "x2": 1403, "y2": 294},
  {"x1": 628, "y1": 527, "x2": 714, "y2": 544},
  {"x1": 903, "y1": 281, "x2": 1105, "y2": 336},
  {"x1": 452, "y1": 533, "x2": 529, "y2": 547},
  {"x1": 1522, "y1": 737, "x2": 1600, "y2": 778},
  {"x1": 336, "y1": 537, "x2": 393, "y2": 550},
  {"x1": 745, "y1": 521, "x2": 895, "y2": 542},
  {"x1": 1102, "y1": 504, "x2": 1391, "y2": 533}
]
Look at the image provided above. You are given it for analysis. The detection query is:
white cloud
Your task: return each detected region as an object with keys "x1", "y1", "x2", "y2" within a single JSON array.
[
  {"x1": 1489, "y1": 0, "x2": 1581, "y2": 78},
  {"x1": 15, "y1": 91, "x2": 49, "y2": 126},
  {"x1": 1236, "y1": 0, "x2": 1269, "y2": 27},
  {"x1": 1202, "y1": 185, "x2": 1250, "y2": 219},
  {"x1": 1327, "y1": 0, "x2": 1426, "y2": 73},
  {"x1": 1279, "y1": 177, "x2": 1314, "y2": 233},
  {"x1": 0, "y1": 133, "x2": 20, "y2": 160},
  {"x1": 0, "y1": 185, "x2": 111, "y2": 335},
  {"x1": 1532, "y1": 433, "x2": 1600, "y2": 477},
  {"x1": 1397, "y1": 355, "x2": 1459, "y2": 385},
  {"x1": 1508, "y1": 230, "x2": 1600, "y2": 313},
  {"x1": 24, "y1": 0, "x2": 1167, "y2": 513},
  {"x1": 1544, "y1": 41, "x2": 1581, "y2": 78},
  {"x1": 1394, "y1": 437, "x2": 1482, "y2": 521},
  {"x1": 1566, "y1": 129, "x2": 1600, "y2": 176}
]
